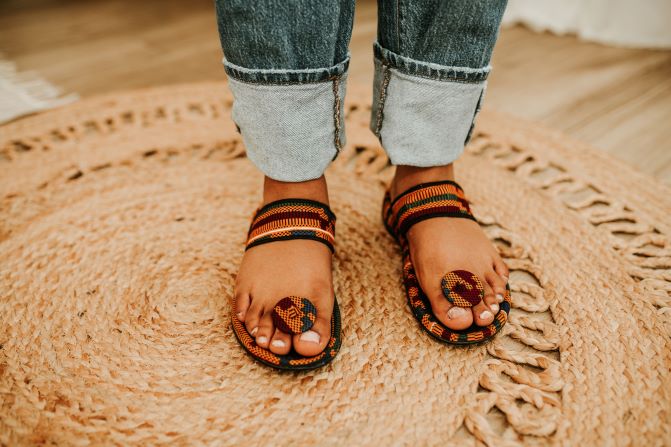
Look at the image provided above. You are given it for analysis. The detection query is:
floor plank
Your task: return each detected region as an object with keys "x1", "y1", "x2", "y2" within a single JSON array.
[{"x1": 1, "y1": 0, "x2": 670, "y2": 183}]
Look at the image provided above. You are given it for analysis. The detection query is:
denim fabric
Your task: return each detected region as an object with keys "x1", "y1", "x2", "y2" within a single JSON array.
[
  {"x1": 224, "y1": 57, "x2": 350, "y2": 85},
  {"x1": 377, "y1": 0, "x2": 508, "y2": 71},
  {"x1": 214, "y1": 0, "x2": 506, "y2": 182},
  {"x1": 373, "y1": 42, "x2": 490, "y2": 83},
  {"x1": 371, "y1": 56, "x2": 486, "y2": 167},
  {"x1": 229, "y1": 75, "x2": 347, "y2": 182},
  {"x1": 215, "y1": 0, "x2": 354, "y2": 84}
]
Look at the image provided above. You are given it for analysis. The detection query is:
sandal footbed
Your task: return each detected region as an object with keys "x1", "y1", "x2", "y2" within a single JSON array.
[
  {"x1": 231, "y1": 297, "x2": 342, "y2": 371},
  {"x1": 383, "y1": 185, "x2": 510, "y2": 345}
]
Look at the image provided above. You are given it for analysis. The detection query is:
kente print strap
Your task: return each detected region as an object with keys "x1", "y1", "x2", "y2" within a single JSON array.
[
  {"x1": 246, "y1": 198, "x2": 336, "y2": 253},
  {"x1": 383, "y1": 180, "x2": 475, "y2": 241}
]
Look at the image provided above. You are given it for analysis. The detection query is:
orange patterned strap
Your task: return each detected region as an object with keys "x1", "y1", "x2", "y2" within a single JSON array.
[
  {"x1": 246, "y1": 198, "x2": 336, "y2": 253},
  {"x1": 384, "y1": 180, "x2": 475, "y2": 240}
]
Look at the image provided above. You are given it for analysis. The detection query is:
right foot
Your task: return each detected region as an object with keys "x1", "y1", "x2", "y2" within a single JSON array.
[
  {"x1": 234, "y1": 176, "x2": 334, "y2": 357},
  {"x1": 389, "y1": 165, "x2": 509, "y2": 332}
]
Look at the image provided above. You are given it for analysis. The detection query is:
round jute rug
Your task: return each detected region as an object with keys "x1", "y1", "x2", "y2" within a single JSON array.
[{"x1": 1, "y1": 82, "x2": 670, "y2": 446}]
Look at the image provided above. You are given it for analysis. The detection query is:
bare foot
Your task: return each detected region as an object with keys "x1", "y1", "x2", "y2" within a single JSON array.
[
  {"x1": 235, "y1": 176, "x2": 334, "y2": 356},
  {"x1": 390, "y1": 165, "x2": 509, "y2": 330}
]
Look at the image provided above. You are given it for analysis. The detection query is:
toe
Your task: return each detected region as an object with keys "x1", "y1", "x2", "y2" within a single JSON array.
[
  {"x1": 269, "y1": 328, "x2": 291, "y2": 355},
  {"x1": 419, "y1": 275, "x2": 473, "y2": 331},
  {"x1": 493, "y1": 257, "x2": 509, "y2": 283},
  {"x1": 293, "y1": 314, "x2": 330, "y2": 357},
  {"x1": 235, "y1": 292, "x2": 251, "y2": 322},
  {"x1": 473, "y1": 280, "x2": 496, "y2": 326},
  {"x1": 434, "y1": 295, "x2": 473, "y2": 330},
  {"x1": 420, "y1": 274, "x2": 473, "y2": 330},
  {"x1": 254, "y1": 310, "x2": 274, "y2": 349},
  {"x1": 244, "y1": 300, "x2": 262, "y2": 337},
  {"x1": 444, "y1": 303, "x2": 474, "y2": 330},
  {"x1": 486, "y1": 270, "x2": 507, "y2": 307}
]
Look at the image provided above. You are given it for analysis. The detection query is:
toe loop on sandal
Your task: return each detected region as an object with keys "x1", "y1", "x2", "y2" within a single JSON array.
[
  {"x1": 271, "y1": 296, "x2": 317, "y2": 335},
  {"x1": 441, "y1": 270, "x2": 484, "y2": 308}
]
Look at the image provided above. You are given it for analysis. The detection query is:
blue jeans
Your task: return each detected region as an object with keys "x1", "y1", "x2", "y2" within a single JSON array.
[{"x1": 215, "y1": 0, "x2": 507, "y2": 182}]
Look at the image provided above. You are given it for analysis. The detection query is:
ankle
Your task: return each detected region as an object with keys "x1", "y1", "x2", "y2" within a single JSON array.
[
  {"x1": 391, "y1": 165, "x2": 455, "y2": 199},
  {"x1": 263, "y1": 176, "x2": 330, "y2": 205}
]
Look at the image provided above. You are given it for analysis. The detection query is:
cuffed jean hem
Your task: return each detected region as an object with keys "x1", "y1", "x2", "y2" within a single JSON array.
[
  {"x1": 372, "y1": 42, "x2": 490, "y2": 83},
  {"x1": 370, "y1": 43, "x2": 487, "y2": 167},
  {"x1": 224, "y1": 56, "x2": 350, "y2": 85},
  {"x1": 227, "y1": 72, "x2": 347, "y2": 182}
]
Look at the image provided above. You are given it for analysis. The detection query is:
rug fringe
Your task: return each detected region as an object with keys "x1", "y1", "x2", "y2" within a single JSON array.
[{"x1": 0, "y1": 57, "x2": 78, "y2": 124}]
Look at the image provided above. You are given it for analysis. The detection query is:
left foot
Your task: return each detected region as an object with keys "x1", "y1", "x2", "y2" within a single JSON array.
[
  {"x1": 390, "y1": 164, "x2": 509, "y2": 330},
  {"x1": 235, "y1": 176, "x2": 334, "y2": 357}
]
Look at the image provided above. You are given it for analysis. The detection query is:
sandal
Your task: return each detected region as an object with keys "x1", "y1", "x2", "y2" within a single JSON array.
[
  {"x1": 382, "y1": 180, "x2": 511, "y2": 344},
  {"x1": 231, "y1": 198, "x2": 342, "y2": 370}
]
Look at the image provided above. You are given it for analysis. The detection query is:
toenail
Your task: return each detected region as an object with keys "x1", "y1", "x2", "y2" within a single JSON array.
[
  {"x1": 299, "y1": 330, "x2": 320, "y2": 344},
  {"x1": 250, "y1": 327, "x2": 258, "y2": 336},
  {"x1": 256, "y1": 336, "x2": 268, "y2": 345},
  {"x1": 271, "y1": 339, "x2": 286, "y2": 348},
  {"x1": 237, "y1": 312, "x2": 244, "y2": 320},
  {"x1": 480, "y1": 310, "x2": 493, "y2": 320},
  {"x1": 448, "y1": 307, "x2": 468, "y2": 319},
  {"x1": 496, "y1": 294, "x2": 504, "y2": 303},
  {"x1": 490, "y1": 303, "x2": 499, "y2": 314}
]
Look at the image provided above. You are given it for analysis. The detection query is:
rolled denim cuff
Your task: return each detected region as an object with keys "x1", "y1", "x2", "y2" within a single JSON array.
[
  {"x1": 224, "y1": 56, "x2": 349, "y2": 85},
  {"x1": 370, "y1": 42, "x2": 487, "y2": 167},
  {"x1": 226, "y1": 61, "x2": 348, "y2": 182}
]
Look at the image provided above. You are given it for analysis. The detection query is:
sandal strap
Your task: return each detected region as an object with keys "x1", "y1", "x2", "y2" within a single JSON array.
[
  {"x1": 246, "y1": 198, "x2": 336, "y2": 253},
  {"x1": 384, "y1": 180, "x2": 475, "y2": 240}
]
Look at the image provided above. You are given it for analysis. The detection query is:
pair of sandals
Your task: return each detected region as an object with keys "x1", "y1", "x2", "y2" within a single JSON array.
[{"x1": 231, "y1": 180, "x2": 512, "y2": 370}]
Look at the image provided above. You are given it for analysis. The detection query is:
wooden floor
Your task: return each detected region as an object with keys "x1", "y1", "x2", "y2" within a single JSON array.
[{"x1": 2, "y1": 0, "x2": 670, "y2": 184}]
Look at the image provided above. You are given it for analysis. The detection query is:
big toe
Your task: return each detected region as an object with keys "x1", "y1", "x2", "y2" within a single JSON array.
[
  {"x1": 293, "y1": 314, "x2": 330, "y2": 357},
  {"x1": 425, "y1": 289, "x2": 473, "y2": 330},
  {"x1": 423, "y1": 276, "x2": 473, "y2": 330},
  {"x1": 440, "y1": 302, "x2": 474, "y2": 330}
]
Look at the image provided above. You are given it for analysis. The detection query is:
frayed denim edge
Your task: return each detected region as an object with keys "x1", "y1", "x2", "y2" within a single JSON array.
[
  {"x1": 372, "y1": 63, "x2": 391, "y2": 140},
  {"x1": 223, "y1": 55, "x2": 351, "y2": 85},
  {"x1": 331, "y1": 75, "x2": 345, "y2": 159}
]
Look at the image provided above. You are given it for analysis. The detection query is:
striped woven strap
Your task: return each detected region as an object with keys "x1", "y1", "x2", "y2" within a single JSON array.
[
  {"x1": 246, "y1": 198, "x2": 336, "y2": 253},
  {"x1": 385, "y1": 180, "x2": 475, "y2": 239}
]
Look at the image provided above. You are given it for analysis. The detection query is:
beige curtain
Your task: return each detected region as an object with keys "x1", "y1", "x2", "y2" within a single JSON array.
[{"x1": 502, "y1": 0, "x2": 671, "y2": 48}]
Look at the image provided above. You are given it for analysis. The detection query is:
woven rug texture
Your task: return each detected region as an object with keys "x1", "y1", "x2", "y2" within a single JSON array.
[{"x1": 0, "y1": 82, "x2": 670, "y2": 446}]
